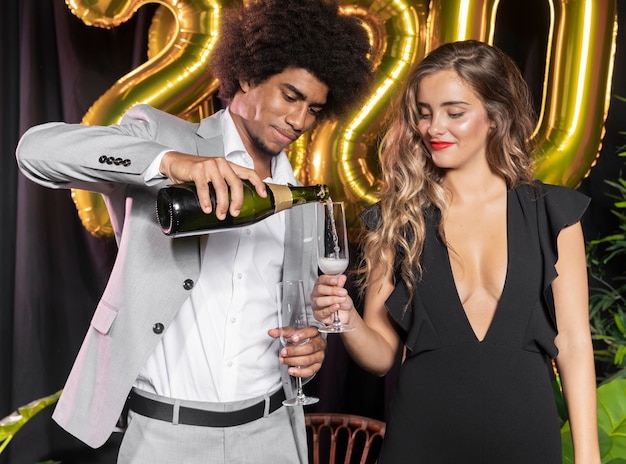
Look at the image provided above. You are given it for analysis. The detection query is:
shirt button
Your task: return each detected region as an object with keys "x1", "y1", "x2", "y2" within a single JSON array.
[
  {"x1": 237, "y1": 273, "x2": 243, "y2": 279},
  {"x1": 153, "y1": 323, "x2": 164, "y2": 334},
  {"x1": 183, "y1": 279, "x2": 194, "y2": 290},
  {"x1": 231, "y1": 318, "x2": 237, "y2": 324},
  {"x1": 227, "y1": 361, "x2": 233, "y2": 367},
  {"x1": 246, "y1": 229, "x2": 251, "y2": 235}
]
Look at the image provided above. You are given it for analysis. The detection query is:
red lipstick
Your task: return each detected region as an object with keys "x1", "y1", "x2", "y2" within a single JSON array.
[{"x1": 429, "y1": 141, "x2": 454, "y2": 150}]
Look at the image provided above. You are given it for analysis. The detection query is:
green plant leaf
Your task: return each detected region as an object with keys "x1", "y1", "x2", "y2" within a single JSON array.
[
  {"x1": 0, "y1": 390, "x2": 61, "y2": 455},
  {"x1": 589, "y1": 234, "x2": 626, "y2": 246},
  {"x1": 597, "y1": 379, "x2": 626, "y2": 460},
  {"x1": 587, "y1": 174, "x2": 626, "y2": 382},
  {"x1": 562, "y1": 378, "x2": 626, "y2": 462},
  {"x1": 561, "y1": 421, "x2": 574, "y2": 464},
  {"x1": 616, "y1": 310, "x2": 626, "y2": 335}
]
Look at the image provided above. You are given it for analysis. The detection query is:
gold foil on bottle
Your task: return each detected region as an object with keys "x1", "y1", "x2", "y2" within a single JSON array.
[{"x1": 267, "y1": 183, "x2": 293, "y2": 213}]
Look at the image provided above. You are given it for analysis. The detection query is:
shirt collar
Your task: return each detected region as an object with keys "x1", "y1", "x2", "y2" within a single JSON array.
[{"x1": 221, "y1": 108, "x2": 299, "y2": 186}]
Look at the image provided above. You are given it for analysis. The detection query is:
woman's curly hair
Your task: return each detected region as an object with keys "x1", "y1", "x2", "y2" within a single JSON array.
[
  {"x1": 209, "y1": 0, "x2": 374, "y2": 119},
  {"x1": 358, "y1": 40, "x2": 537, "y2": 308}
]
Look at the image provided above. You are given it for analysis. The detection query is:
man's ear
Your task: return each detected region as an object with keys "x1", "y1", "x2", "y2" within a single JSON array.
[{"x1": 239, "y1": 79, "x2": 251, "y2": 92}]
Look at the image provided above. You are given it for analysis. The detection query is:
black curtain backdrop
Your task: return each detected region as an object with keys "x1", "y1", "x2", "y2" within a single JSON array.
[{"x1": 1, "y1": 1, "x2": 625, "y2": 463}]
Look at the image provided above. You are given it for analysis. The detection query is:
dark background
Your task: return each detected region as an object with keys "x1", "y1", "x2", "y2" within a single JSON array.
[{"x1": 1, "y1": 1, "x2": 625, "y2": 463}]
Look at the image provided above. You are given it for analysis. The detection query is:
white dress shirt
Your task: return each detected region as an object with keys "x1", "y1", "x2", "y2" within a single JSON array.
[{"x1": 136, "y1": 109, "x2": 298, "y2": 402}]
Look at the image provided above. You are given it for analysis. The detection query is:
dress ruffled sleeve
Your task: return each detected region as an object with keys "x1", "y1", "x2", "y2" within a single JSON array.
[
  {"x1": 535, "y1": 181, "x2": 590, "y2": 334},
  {"x1": 359, "y1": 203, "x2": 411, "y2": 339},
  {"x1": 385, "y1": 277, "x2": 412, "y2": 336},
  {"x1": 359, "y1": 203, "x2": 441, "y2": 352},
  {"x1": 359, "y1": 202, "x2": 381, "y2": 231},
  {"x1": 385, "y1": 279, "x2": 440, "y2": 353}
]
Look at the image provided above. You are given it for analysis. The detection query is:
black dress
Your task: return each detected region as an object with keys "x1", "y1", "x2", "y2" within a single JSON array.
[{"x1": 362, "y1": 181, "x2": 590, "y2": 464}]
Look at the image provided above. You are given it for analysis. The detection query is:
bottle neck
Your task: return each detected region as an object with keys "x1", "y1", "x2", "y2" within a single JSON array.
[
  {"x1": 265, "y1": 183, "x2": 330, "y2": 213},
  {"x1": 267, "y1": 183, "x2": 294, "y2": 213},
  {"x1": 290, "y1": 184, "x2": 331, "y2": 205}
]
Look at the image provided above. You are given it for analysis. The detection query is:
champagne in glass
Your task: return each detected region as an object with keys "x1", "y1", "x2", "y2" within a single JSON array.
[
  {"x1": 276, "y1": 280, "x2": 320, "y2": 406},
  {"x1": 317, "y1": 201, "x2": 355, "y2": 333}
]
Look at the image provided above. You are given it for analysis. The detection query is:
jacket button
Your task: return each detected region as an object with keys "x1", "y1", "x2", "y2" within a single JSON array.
[
  {"x1": 153, "y1": 323, "x2": 164, "y2": 334},
  {"x1": 183, "y1": 279, "x2": 194, "y2": 290}
]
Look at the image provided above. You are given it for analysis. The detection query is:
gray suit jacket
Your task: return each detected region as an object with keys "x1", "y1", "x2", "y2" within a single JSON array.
[{"x1": 16, "y1": 105, "x2": 318, "y2": 458}]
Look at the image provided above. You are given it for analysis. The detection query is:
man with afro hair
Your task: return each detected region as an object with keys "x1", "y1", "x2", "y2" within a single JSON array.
[
  {"x1": 210, "y1": 0, "x2": 373, "y2": 121},
  {"x1": 16, "y1": 0, "x2": 373, "y2": 462}
]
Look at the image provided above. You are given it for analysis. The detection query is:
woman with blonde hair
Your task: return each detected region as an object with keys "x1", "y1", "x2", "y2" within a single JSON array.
[{"x1": 312, "y1": 40, "x2": 600, "y2": 463}]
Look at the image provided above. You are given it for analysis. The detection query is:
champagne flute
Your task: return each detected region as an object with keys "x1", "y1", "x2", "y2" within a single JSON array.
[
  {"x1": 276, "y1": 280, "x2": 320, "y2": 406},
  {"x1": 316, "y1": 201, "x2": 355, "y2": 333}
]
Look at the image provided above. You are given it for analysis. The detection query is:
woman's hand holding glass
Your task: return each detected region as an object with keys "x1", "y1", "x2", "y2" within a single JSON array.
[
  {"x1": 316, "y1": 202, "x2": 355, "y2": 333},
  {"x1": 310, "y1": 273, "x2": 356, "y2": 332}
]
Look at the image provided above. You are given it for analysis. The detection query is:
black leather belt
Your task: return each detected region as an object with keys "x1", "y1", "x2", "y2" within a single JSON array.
[{"x1": 128, "y1": 389, "x2": 286, "y2": 427}]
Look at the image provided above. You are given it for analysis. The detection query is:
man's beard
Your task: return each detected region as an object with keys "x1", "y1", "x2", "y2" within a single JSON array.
[{"x1": 251, "y1": 134, "x2": 282, "y2": 158}]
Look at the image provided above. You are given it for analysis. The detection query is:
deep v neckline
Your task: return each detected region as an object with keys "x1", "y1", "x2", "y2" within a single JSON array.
[{"x1": 444, "y1": 190, "x2": 511, "y2": 344}]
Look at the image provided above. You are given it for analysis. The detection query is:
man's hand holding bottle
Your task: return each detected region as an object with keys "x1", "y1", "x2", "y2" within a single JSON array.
[{"x1": 159, "y1": 152, "x2": 267, "y2": 219}]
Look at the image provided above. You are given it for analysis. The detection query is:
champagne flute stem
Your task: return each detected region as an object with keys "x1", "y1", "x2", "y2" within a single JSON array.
[{"x1": 295, "y1": 377, "x2": 306, "y2": 402}]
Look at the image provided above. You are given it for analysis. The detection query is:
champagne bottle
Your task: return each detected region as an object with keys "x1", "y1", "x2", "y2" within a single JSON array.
[{"x1": 156, "y1": 180, "x2": 330, "y2": 237}]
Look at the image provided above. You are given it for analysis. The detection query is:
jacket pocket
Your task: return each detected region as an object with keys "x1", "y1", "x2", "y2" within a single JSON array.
[{"x1": 90, "y1": 302, "x2": 118, "y2": 335}]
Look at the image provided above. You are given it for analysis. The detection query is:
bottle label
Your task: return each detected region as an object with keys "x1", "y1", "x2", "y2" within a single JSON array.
[{"x1": 266, "y1": 183, "x2": 293, "y2": 213}]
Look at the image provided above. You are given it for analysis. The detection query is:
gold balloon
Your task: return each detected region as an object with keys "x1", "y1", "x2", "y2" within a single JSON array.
[
  {"x1": 66, "y1": 0, "x2": 235, "y2": 238},
  {"x1": 67, "y1": 0, "x2": 617, "y2": 239},
  {"x1": 300, "y1": 1, "x2": 425, "y2": 233},
  {"x1": 305, "y1": 0, "x2": 617, "y2": 237},
  {"x1": 426, "y1": 0, "x2": 500, "y2": 49},
  {"x1": 532, "y1": 0, "x2": 618, "y2": 186}
]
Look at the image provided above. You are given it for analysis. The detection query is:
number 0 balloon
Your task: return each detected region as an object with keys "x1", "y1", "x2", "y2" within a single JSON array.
[{"x1": 65, "y1": 0, "x2": 618, "y2": 239}]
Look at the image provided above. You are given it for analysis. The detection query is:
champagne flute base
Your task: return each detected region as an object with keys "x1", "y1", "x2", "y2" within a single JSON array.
[
  {"x1": 318, "y1": 324, "x2": 356, "y2": 334},
  {"x1": 283, "y1": 396, "x2": 320, "y2": 407}
]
